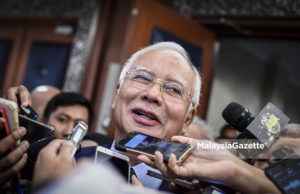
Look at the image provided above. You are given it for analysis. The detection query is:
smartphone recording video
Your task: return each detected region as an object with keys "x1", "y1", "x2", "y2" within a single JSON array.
[
  {"x1": 116, "y1": 131, "x2": 193, "y2": 164},
  {"x1": 18, "y1": 114, "x2": 54, "y2": 143},
  {"x1": 0, "y1": 98, "x2": 19, "y2": 141},
  {"x1": 95, "y1": 146, "x2": 131, "y2": 183},
  {"x1": 0, "y1": 98, "x2": 54, "y2": 144},
  {"x1": 265, "y1": 157, "x2": 300, "y2": 194}
]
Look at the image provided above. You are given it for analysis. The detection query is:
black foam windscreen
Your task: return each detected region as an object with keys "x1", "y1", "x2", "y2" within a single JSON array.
[
  {"x1": 21, "y1": 137, "x2": 56, "y2": 180},
  {"x1": 222, "y1": 102, "x2": 255, "y2": 132}
]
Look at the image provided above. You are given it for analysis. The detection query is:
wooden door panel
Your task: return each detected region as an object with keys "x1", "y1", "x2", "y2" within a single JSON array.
[
  {"x1": 122, "y1": 0, "x2": 216, "y2": 118},
  {"x1": 16, "y1": 25, "x2": 74, "y2": 87},
  {"x1": 0, "y1": 26, "x2": 24, "y2": 95}
]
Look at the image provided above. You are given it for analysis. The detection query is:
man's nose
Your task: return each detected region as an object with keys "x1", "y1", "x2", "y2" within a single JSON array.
[
  {"x1": 64, "y1": 123, "x2": 74, "y2": 138},
  {"x1": 142, "y1": 83, "x2": 163, "y2": 106}
]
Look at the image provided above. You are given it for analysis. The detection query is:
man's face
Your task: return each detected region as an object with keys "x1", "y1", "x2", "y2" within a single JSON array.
[
  {"x1": 47, "y1": 105, "x2": 89, "y2": 139},
  {"x1": 112, "y1": 49, "x2": 195, "y2": 140}
]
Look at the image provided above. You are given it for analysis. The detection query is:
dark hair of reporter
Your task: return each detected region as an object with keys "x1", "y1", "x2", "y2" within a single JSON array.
[{"x1": 43, "y1": 92, "x2": 94, "y2": 126}]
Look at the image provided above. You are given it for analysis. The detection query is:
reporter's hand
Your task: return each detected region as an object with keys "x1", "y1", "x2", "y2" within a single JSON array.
[
  {"x1": 267, "y1": 137, "x2": 300, "y2": 156},
  {"x1": 138, "y1": 136, "x2": 235, "y2": 179},
  {"x1": 131, "y1": 175, "x2": 143, "y2": 186},
  {"x1": 0, "y1": 121, "x2": 29, "y2": 186},
  {"x1": 168, "y1": 180, "x2": 208, "y2": 194},
  {"x1": 5, "y1": 85, "x2": 31, "y2": 107},
  {"x1": 138, "y1": 136, "x2": 280, "y2": 193},
  {"x1": 33, "y1": 139, "x2": 76, "y2": 189}
]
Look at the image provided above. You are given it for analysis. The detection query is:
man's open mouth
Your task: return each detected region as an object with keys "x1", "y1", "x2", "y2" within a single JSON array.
[{"x1": 132, "y1": 109, "x2": 159, "y2": 122}]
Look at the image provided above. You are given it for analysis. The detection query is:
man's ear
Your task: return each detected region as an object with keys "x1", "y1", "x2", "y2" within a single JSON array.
[
  {"x1": 112, "y1": 83, "x2": 120, "y2": 110},
  {"x1": 181, "y1": 109, "x2": 196, "y2": 136},
  {"x1": 184, "y1": 108, "x2": 196, "y2": 127}
]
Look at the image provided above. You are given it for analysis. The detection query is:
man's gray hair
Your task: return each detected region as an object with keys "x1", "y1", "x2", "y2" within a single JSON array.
[{"x1": 118, "y1": 41, "x2": 201, "y2": 113}]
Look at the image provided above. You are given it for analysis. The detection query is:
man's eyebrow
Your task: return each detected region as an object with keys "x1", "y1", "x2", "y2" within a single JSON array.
[
  {"x1": 134, "y1": 66, "x2": 188, "y2": 87},
  {"x1": 134, "y1": 66, "x2": 153, "y2": 73},
  {"x1": 168, "y1": 76, "x2": 188, "y2": 88},
  {"x1": 56, "y1": 113, "x2": 71, "y2": 119}
]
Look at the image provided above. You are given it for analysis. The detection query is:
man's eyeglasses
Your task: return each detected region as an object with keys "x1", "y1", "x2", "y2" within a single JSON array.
[{"x1": 125, "y1": 70, "x2": 192, "y2": 102}]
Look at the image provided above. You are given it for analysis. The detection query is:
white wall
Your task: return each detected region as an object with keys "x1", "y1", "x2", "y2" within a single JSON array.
[{"x1": 96, "y1": 63, "x2": 120, "y2": 134}]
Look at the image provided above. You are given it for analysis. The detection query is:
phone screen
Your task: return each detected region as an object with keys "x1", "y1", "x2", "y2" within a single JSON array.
[
  {"x1": 265, "y1": 158, "x2": 300, "y2": 193},
  {"x1": 95, "y1": 147, "x2": 130, "y2": 182},
  {"x1": 117, "y1": 131, "x2": 192, "y2": 163},
  {"x1": 19, "y1": 114, "x2": 54, "y2": 143}
]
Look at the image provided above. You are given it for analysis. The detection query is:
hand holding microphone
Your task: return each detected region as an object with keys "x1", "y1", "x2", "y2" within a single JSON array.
[{"x1": 222, "y1": 102, "x2": 290, "y2": 158}]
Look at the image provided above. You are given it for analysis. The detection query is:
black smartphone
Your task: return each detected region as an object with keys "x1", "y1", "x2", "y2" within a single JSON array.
[
  {"x1": 18, "y1": 114, "x2": 54, "y2": 144},
  {"x1": 94, "y1": 146, "x2": 131, "y2": 183},
  {"x1": 115, "y1": 131, "x2": 193, "y2": 164},
  {"x1": 265, "y1": 157, "x2": 300, "y2": 194}
]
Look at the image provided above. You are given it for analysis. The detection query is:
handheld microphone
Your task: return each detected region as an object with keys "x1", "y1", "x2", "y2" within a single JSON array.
[
  {"x1": 222, "y1": 102, "x2": 290, "y2": 158},
  {"x1": 222, "y1": 102, "x2": 254, "y2": 132},
  {"x1": 21, "y1": 137, "x2": 56, "y2": 180}
]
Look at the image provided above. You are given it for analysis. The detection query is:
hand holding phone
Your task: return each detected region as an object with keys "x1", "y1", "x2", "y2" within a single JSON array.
[
  {"x1": 0, "y1": 98, "x2": 19, "y2": 138},
  {"x1": 0, "y1": 120, "x2": 29, "y2": 186},
  {"x1": 115, "y1": 131, "x2": 193, "y2": 164},
  {"x1": 32, "y1": 139, "x2": 75, "y2": 189},
  {"x1": 147, "y1": 170, "x2": 194, "y2": 189},
  {"x1": 18, "y1": 114, "x2": 54, "y2": 143},
  {"x1": 95, "y1": 146, "x2": 131, "y2": 183},
  {"x1": 17, "y1": 94, "x2": 38, "y2": 120},
  {"x1": 265, "y1": 157, "x2": 300, "y2": 194}
]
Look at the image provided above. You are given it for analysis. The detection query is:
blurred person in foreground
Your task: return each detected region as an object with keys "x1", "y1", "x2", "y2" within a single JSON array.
[{"x1": 31, "y1": 85, "x2": 60, "y2": 122}]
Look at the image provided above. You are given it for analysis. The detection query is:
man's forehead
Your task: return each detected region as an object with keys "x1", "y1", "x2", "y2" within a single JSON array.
[
  {"x1": 135, "y1": 48, "x2": 190, "y2": 67},
  {"x1": 132, "y1": 49, "x2": 193, "y2": 73},
  {"x1": 129, "y1": 48, "x2": 195, "y2": 90}
]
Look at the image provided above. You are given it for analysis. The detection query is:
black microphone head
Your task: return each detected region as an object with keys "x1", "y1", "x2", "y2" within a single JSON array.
[
  {"x1": 222, "y1": 102, "x2": 255, "y2": 132},
  {"x1": 21, "y1": 137, "x2": 56, "y2": 180}
]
